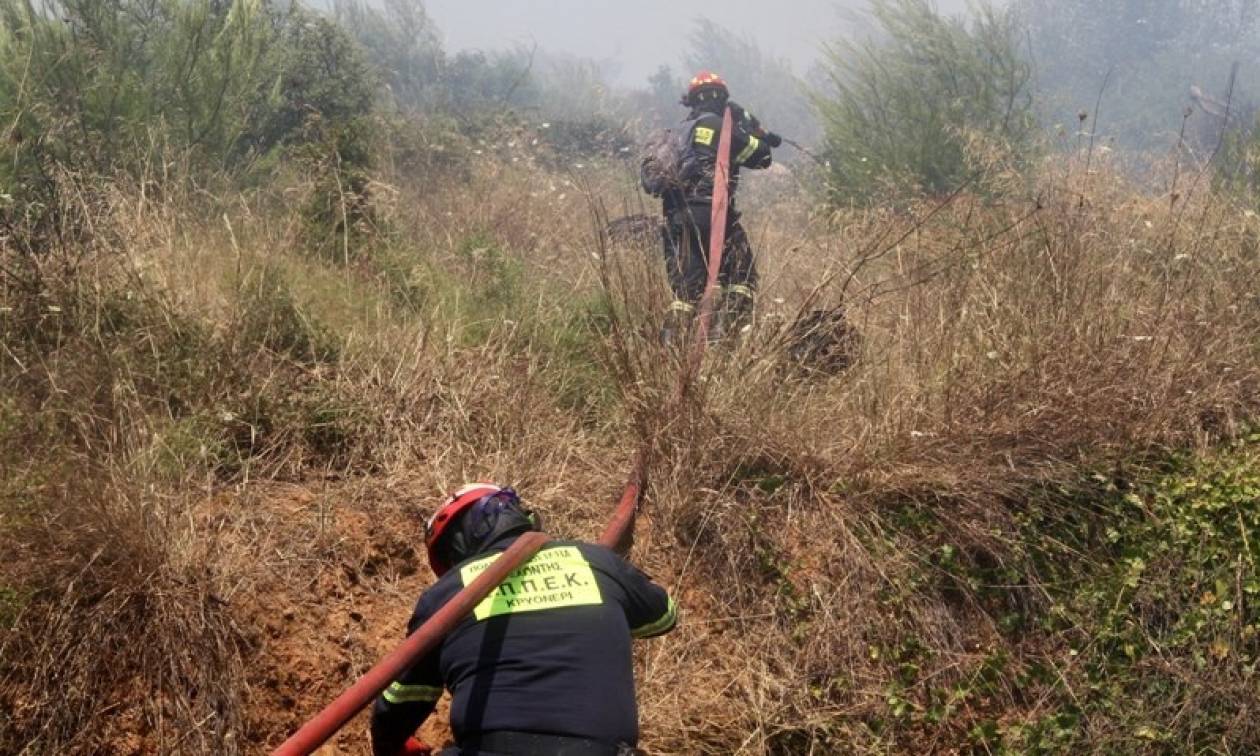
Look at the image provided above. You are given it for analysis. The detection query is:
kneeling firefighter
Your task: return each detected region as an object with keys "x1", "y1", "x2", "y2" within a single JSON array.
[
  {"x1": 641, "y1": 70, "x2": 781, "y2": 342},
  {"x1": 371, "y1": 484, "x2": 678, "y2": 756}
]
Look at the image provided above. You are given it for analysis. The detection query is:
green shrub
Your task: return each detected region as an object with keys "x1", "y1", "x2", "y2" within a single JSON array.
[
  {"x1": 1214, "y1": 118, "x2": 1260, "y2": 202},
  {"x1": 265, "y1": 10, "x2": 382, "y2": 261},
  {"x1": 815, "y1": 0, "x2": 1036, "y2": 204},
  {"x1": 0, "y1": 0, "x2": 384, "y2": 248},
  {"x1": 295, "y1": 115, "x2": 383, "y2": 261},
  {"x1": 1056, "y1": 447, "x2": 1260, "y2": 750},
  {"x1": 944, "y1": 445, "x2": 1260, "y2": 752},
  {"x1": 374, "y1": 235, "x2": 519, "y2": 336},
  {"x1": 0, "y1": 0, "x2": 273, "y2": 169},
  {"x1": 0, "y1": 0, "x2": 273, "y2": 238},
  {"x1": 142, "y1": 412, "x2": 240, "y2": 481},
  {"x1": 528, "y1": 290, "x2": 618, "y2": 416},
  {"x1": 254, "y1": 7, "x2": 379, "y2": 154},
  {"x1": 0, "y1": 586, "x2": 22, "y2": 630}
]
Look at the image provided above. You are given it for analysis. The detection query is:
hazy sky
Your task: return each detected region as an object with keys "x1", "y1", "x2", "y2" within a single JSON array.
[{"x1": 425, "y1": 0, "x2": 974, "y2": 86}]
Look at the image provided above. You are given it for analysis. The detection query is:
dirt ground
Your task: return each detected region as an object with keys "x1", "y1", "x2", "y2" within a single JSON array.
[{"x1": 206, "y1": 479, "x2": 457, "y2": 754}]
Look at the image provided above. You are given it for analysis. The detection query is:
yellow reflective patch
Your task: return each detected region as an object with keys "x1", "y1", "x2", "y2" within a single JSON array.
[
  {"x1": 631, "y1": 596, "x2": 677, "y2": 638},
  {"x1": 694, "y1": 127, "x2": 715, "y2": 146},
  {"x1": 383, "y1": 681, "x2": 442, "y2": 704},
  {"x1": 735, "y1": 135, "x2": 761, "y2": 164},
  {"x1": 461, "y1": 546, "x2": 603, "y2": 620}
]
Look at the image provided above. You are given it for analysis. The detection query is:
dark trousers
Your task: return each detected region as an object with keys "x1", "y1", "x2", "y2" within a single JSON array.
[
  {"x1": 661, "y1": 204, "x2": 757, "y2": 333},
  {"x1": 437, "y1": 730, "x2": 640, "y2": 755}
]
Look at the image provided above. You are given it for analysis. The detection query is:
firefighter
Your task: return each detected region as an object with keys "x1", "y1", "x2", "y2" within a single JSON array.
[
  {"x1": 370, "y1": 484, "x2": 678, "y2": 756},
  {"x1": 649, "y1": 70, "x2": 781, "y2": 342}
]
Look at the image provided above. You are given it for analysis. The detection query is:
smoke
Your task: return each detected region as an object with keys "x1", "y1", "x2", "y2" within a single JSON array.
[{"x1": 424, "y1": 0, "x2": 977, "y2": 88}]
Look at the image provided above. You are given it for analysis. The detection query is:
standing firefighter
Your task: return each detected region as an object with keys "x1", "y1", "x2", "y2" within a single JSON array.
[
  {"x1": 641, "y1": 70, "x2": 781, "y2": 341},
  {"x1": 371, "y1": 484, "x2": 678, "y2": 756}
]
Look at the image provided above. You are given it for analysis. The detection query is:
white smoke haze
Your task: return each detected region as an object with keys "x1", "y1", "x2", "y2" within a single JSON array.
[
  {"x1": 422, "y1": 1, "x2": 1260, "y2": 140},
  {"x1": 424, "y1": 0, "x2": 977, "y2": 87}
]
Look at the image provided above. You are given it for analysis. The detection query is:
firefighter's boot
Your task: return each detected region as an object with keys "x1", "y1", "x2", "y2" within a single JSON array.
[
  {"x1": 661, "y1": 300, "x2": 696, "y2": 347},
  {"x1": 717, "y1": 284, "x2": 755, "y2": 339}
]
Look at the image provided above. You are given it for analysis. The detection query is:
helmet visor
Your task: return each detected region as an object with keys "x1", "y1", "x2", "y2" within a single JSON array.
[{"x1": 462, "y1": 488, "x2": 521, "y2": 541}]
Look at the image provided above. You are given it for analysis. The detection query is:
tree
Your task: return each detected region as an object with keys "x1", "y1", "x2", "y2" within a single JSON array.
[
  {"x1": 0, "y1": 0, "x2": 381, "y2": 250},
  {"x1": 815, "y1": 0, "x2": 1035, "y2": 204},
  {"x1": 332, "y1": 0, "x2": 444, "y2": 112},
  {"x1": 1015, "y1": 0, "x2": 1260, "y2": 154}
]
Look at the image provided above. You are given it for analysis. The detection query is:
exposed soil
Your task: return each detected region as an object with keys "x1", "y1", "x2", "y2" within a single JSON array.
[{"x1": 202, "y1": 479, "x2": 456, "y2": 754}]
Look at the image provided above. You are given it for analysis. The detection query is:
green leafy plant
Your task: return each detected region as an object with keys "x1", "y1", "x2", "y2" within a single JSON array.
[{"x1": 815, "y1": 0, "x2": 1036, "y2": 204}]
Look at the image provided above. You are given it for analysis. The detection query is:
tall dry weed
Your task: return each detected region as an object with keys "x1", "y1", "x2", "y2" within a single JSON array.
[{"x1": 601, "y1": 154, "x2": 1260, "y2": 752}]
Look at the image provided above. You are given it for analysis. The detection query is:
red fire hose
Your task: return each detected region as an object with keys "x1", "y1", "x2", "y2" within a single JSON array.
[
  {"x1": 693, "y1": 105, "x2": 735, "y2": 352},
  {"x1": 600, "y1": 104, "x2": 735, "y2": 555},
  {"x1": 598, "y1": 447, "x2": 645, "y2": 553},
  {"x1": 272, "y1": 107, "x2": 736, "y2": 756}
]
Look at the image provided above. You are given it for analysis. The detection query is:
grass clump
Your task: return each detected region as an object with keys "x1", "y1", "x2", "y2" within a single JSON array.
[
  {"x1": 235, "y1": 264, "x2": 341, "y2": 366},
  {"x1": 0, "y1": 473, "x2": 246, "y2": 754}
]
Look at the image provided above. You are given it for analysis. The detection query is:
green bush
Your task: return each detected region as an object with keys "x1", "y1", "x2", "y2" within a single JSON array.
[
  {"x1": 0, "y1": 0, "x2": 273, "y2": 169},
  {"x1": 0, "y1": 585, "x2": 22, "y2": 630},
  {"x1": 815, "y1": 0, "x2": 1036, "y2": 204},
  {"x1": 0, "y1": 0, "x2": 383, "y2": 248},
  {"x1": 944, "y1": 445, "x2": 1260, "y2": 752},
  {"x1": 266, "y1": 10, "x2": 382, "y2": 260},
  {"x1": 537, "y1": 291, "x2": 618, "y2": 416},
  {"x1": 0, "y1": 0, "x2": 273, "y2": 232},
  {"x1": 1055, "y1": 448, "x2": 1260, "y2": 751},
  {"x1": 1214, "y1": 118, "x2": 1260, "y2": 201},
  {"x1": 144, "y1": 412, "x2": 240, "y2": 481},
  {"x1": 294, "y1": 113, "x2": 383, "y2": 261},
  {"x1": 253, "y1": 8, "x2": 379, "y2": 154}
]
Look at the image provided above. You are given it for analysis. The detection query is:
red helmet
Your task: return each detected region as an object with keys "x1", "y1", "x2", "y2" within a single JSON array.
[
  {"x1": 684, "y1": 70, "x2": 729, "y2": 106},
  {"x1": 425, "y1": 483, "x2": 509, "y2": 577}
]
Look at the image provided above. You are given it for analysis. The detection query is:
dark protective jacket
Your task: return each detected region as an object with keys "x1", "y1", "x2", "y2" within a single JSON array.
[
  {"x1": 667, "y1": 102, "x2": 774, "y2": 216},
  {"x1": 370, "y1": 535, "x2": 677, "y2": 756}
]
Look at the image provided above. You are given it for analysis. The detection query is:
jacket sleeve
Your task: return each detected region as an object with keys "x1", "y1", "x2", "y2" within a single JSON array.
[
  {"x1": 606, "y1": 552, "x2": 678, "y2": 639},
  {"x1": 724, "y1": 101, "x2": 774, "y2": 169},
  {"x1": 370, "y1": 595, "x2": 445, "y2": 756},
  {"x1": 729, "y1": 121, "x2": 773, "y2": 170}
]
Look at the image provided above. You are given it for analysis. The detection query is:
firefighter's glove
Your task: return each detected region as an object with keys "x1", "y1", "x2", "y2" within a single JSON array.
[
  {"x1": 398, "y1": 737, "x2": 433, "y2": 756},
  {"x1": 764, "y1": 131, "x2": 784, "y2": 148}
]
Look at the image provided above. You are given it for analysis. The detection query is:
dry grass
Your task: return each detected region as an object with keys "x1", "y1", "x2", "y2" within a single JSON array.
[
  {"x1": 2, "y1": 143, "x2": 1258, "y2": 754},
  {"x1": 614, "y1": 154, "x2": 1260, "y2": 752}
]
